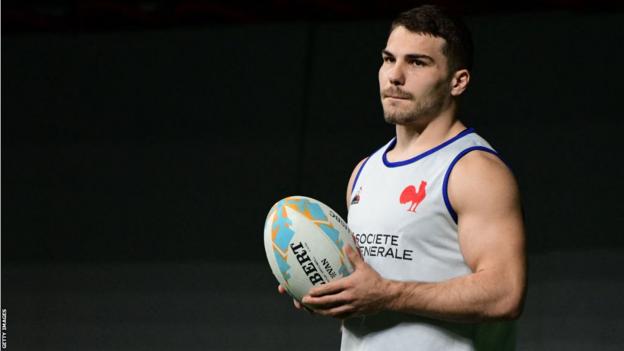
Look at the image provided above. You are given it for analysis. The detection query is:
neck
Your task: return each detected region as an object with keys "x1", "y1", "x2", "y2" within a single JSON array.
[{"x1": 391, "y1": 103, "x2": 466, "y2": 159}]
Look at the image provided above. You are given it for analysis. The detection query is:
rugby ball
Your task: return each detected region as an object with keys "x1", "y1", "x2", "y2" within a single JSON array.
[{"x1": 264, "y1": 196, "x2": 356, "y2": 302}]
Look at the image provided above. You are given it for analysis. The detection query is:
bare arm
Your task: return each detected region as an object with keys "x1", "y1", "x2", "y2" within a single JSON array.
[
  {"x1": 383, "y1": 151, "x2": 526, "y2": 321},
  {"x1": 304, "y1": 151, "x2": 526, "y2": 323}
]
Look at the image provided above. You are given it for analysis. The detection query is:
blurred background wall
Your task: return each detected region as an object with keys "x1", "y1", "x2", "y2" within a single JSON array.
[{"x1": 3, "y1": 1, "x2": 623, "y2": 350}]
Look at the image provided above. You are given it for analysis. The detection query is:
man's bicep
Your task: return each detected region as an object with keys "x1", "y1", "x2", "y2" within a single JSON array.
[
  {"x1": 449, "y1": 151, "x2": 525, "y2": 274},
  {"x1": 459, "y1": 201, "x2": 525, "y2": 274},
  {"x1": 449, "y1": 151, "x2": 526, "y2": 316}
]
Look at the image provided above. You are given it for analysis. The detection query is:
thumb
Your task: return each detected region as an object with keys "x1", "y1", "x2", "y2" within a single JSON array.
[{"x1": 344, "y1": 245, "x2": 364, "y2": 269}]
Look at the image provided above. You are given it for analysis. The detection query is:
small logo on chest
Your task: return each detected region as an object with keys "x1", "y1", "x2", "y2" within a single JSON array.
[
  {"x1": 351, "y1": 186, "x2": 362, "y2": 205},
  {"x1": 399, "y1": 181, "x2": 427, "y2": 212}
]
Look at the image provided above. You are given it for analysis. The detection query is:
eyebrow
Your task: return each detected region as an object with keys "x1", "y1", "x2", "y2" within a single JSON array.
[{"x1": 382, "y1": 49, "x2": 434, "y2": 63}]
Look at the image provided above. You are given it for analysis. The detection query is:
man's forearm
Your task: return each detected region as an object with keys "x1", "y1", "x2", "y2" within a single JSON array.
[{"x1": 383, "y1": 269, "x2": 523, "y2": 323}]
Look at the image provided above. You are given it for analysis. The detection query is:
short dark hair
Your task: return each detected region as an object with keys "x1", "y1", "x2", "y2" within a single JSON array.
[{"x1": 391, "y1": 5, "x2": 473, "y2": 73}]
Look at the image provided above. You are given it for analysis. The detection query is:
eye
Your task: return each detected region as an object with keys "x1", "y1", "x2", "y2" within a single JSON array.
[
  {"x1": 409, "y1": 60, "x2": 425, "y2": 66},
  {"x1": 382, "y1": 56, "x2": 394, "y2": 63}
]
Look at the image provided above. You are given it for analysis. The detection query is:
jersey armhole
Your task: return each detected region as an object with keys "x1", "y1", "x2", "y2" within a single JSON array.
[{"x1": 442, "y1": 146, "x2": 501, "y2": 224}]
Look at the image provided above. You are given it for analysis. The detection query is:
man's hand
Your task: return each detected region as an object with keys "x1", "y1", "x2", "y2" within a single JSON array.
[{"x1": 302, "y1": 245, "x2": 390, "y2": 319}]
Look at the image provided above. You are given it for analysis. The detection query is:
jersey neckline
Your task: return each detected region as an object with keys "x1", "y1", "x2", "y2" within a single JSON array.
[{"x1": 382, "y1": 127, "x2": 475, "y2": 168}]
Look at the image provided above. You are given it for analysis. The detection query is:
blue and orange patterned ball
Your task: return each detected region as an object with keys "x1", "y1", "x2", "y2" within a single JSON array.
[{"x1": 264, "y1": 196, "x2": 356, "y2": 302}]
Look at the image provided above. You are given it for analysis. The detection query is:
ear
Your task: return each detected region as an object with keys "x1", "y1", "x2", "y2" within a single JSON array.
[{"x1": 450, "y1": 69, "x2": 470, "y2": 97}]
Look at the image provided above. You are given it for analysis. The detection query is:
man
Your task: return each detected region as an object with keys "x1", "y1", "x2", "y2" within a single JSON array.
[{"x1": 280, "y1": 5, "x2": 526, "y2": 350}]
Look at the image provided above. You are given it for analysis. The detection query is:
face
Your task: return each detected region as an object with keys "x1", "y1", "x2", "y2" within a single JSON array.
[{"x1": 379, "y1": 26, "x2": 453, "y2": 125}]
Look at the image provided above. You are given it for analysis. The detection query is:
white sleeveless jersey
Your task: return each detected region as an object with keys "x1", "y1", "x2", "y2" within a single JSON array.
[{"x1": 343, "y1": 128, "x2": 516, "y2": 351}]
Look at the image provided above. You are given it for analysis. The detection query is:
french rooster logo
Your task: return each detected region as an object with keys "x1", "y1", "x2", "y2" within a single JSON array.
[{"x1": 399, "y1": 181, "x2": 427, "y2": 212}]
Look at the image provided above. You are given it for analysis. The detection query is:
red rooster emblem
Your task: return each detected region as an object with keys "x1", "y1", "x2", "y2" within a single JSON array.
[{"x1": 399, "y1": 181, "x2": 427, "y2": 212}]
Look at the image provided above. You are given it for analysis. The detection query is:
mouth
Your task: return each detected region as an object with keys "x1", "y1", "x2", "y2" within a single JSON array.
[
  {"x1": 384, "y1": 95, "x2": 410, "y2": 100},
  {"x1": 382, "y1": 90, "x2": 411, "y2": 100}
]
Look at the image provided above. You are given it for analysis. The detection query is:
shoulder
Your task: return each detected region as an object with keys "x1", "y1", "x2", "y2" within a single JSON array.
[
  {"x1": 452, "y1": 149, "x2": 509, "y2": 177},
  {"x1": 447, "y1": 150, "x2": 520, "y2": 217}
]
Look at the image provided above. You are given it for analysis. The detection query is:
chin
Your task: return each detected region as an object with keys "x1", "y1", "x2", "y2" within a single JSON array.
[
  {"x1": 384, "y1": 113, "x2": 410, "y2": 125},
  {"x1": 383, "y1": 116, "x2": 398, "y2": 125},
  {"x1": 383, "y1": 109, "x2": 426, "y2": 126}
]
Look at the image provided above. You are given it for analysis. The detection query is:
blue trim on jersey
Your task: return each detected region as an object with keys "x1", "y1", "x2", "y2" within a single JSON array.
[
  {"x1": 351, "y1": 156, "x2": 370, "y2": 194},
  {"x1": 382, "y1": 128, "x2": 475, "y2": 168},
  {"x1": 442, "y1": 146, "x2": 499, "y2": 224}
]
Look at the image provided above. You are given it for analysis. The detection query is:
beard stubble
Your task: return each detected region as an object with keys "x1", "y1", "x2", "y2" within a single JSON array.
[{"x1": 382, "y1": 79, "x2": 451, "y2": 125}]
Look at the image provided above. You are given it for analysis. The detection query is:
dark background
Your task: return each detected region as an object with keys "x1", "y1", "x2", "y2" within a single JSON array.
[{"x1": 3, "y1": 1, "x2": 624, "y2": 350}]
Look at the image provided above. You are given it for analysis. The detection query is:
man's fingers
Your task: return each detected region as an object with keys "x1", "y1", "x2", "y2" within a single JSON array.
[
  {"x1": 295, "y1": 299, "x2": 317, "y2": 314},
  {"x1": 277, "y1": 284, "x2": 286, "y2": 294},
  {"x1": 303, "y1": 291, "x2": 350, "y2": 309},
  {"x1": 308, "y1": 279, "x2": 346, "y2": 297},
  {"x1": 351, "y1": 234, "x2": 360, "y2": 249},
  {"x1": 344, "y1": 245, "x2": 364, "y2": 269},
  {"x1": 315, "y1": 304, "x2": 355, "y2": 319},
  {"x1": 277, "y1": 285, "x2": 313, "y2": 314}
]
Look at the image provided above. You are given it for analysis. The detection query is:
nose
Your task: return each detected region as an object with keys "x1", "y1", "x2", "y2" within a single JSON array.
[{"x1": 386, "y1": 63, "x2": 405, "y2": 86}]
